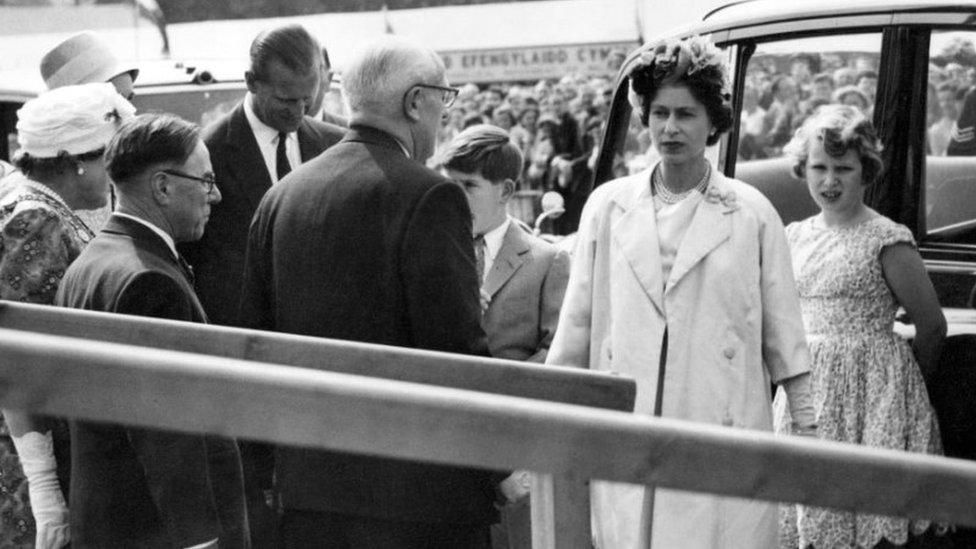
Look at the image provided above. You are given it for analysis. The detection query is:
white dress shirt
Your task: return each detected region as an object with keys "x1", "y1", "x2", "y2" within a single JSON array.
[
  {"x1": 479, "y1": 216, "x2": 511, "y2": 285},
  {"x1": 243, "y1": 93, "x2": 301, "y2": 184}
]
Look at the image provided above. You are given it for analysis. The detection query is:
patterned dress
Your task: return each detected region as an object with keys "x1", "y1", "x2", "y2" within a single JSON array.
[
  {"x1": 0, "y1": 173, "x2": 95, "y2": 548},
  {"x1": 773, "y1": 215, "x2": 942, "y2": 549}
]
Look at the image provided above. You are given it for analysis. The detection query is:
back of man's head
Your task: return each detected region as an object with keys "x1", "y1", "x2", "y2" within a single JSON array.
[
  {"x1": 249, "y1": 24, "x2": 321, "y2": 82},
  {"x1": 434, "y1": 124, "x2": 523, "y2": 183},
  {"x1": 106, "y1": 113, "x2": 200, "y2": 187},
  {"x1": 342, "y1": 37, "x2": 445, "y2": 118}
]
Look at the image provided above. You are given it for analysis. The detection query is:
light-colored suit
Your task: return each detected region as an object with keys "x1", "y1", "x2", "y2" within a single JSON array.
[
  {"x1": 482, "y1": 221, "x2": 570, "y2": 363},
  {"x1": 546, "y1": 166, "x2": 809, "y2": 549}
]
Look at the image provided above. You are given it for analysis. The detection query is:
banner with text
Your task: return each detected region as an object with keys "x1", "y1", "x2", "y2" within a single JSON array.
[{"x1": 441, "y1": 42, "x2": 637, "y2": 84}]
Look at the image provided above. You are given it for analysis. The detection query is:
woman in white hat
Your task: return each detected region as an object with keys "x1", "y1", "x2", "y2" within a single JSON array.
[{"x1": 0, "y1": 82, "x2": 133, "y2": 549}]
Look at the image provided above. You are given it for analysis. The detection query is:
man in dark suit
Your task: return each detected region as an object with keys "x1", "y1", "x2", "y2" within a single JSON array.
[
  {"x1": 54, "y1": 113, "x2": 247, "y2": 548},
  {"x1": 177, "y1": 25, "x2": 343, "y2": 544},
  {"x1": 240, "y1": 38, "x2": 501, "y2": 547},
  {"x1": 434, "y1": 125, "x2": 570, "y2": 549},
  {"x1": 309, "y1": 46, "x2": 349, "y2": 128}
]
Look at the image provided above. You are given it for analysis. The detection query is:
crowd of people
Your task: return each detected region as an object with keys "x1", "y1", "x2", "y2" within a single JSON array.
[
  {"x1": 736, "y1": 52, "x2": 881, "y2": 161},
  {"x1": 0, "y1": 20, "x2": 953, "y2": 549},
  {"x1": 433, "y1": 73, "x2": 616, "y2": 234}
]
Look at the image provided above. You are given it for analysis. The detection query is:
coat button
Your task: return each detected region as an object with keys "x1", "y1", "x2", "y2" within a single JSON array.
[{"x1": 724, "y1": 347, "x2": 736, "y2": 359}]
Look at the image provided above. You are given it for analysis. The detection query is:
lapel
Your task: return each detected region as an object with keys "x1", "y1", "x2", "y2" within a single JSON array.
[
  {"x1": 104, "y1": 214, "x2": 208, "y2": 322},
  {"x1": 224, "y1": 104, "x2": 273, "y2": 211},
  {"x1": 665, "y1": 168, "x2": 736, "y2": 293},
  {"x1": 610, "y1": 170, "x2": 665, "y2": 316},
  {"x1": 482, "y1": 222, "x2": 530, "y2": 298}
]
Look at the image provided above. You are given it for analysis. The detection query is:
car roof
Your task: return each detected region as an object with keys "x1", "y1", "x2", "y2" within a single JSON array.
[
  {"x1": 619, "y1": 0, "x2": 976, "y2": 80},
  {"x1": 696, "y1": 0, "x2": 976, "y2": 35},
  {"x1": 0, "y1": 59, "x2": 245, "y2": 101}
]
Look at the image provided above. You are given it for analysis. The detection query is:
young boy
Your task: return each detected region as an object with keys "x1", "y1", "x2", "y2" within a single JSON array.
[
  {"x1": 435, "y1": 123, "x2": 571, "y2": 549},
  {"x1": 434, "y1": 124, "x2": 570, "y2": 363}
]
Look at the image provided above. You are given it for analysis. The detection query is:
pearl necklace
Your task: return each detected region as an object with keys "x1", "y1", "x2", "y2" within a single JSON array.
[{"x1": 652, "y1": 162, "x2": 711, "y2": 205}]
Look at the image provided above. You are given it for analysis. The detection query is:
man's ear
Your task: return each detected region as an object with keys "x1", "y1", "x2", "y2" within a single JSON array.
[
  {"x1": 245, "y1": 70, "x2": 259, "y2": 94},
  {"x1": 149, "y1": 171, "x2": 171, "y2": 204},
  {"x1": 500, "y1": 178, "x2": 516, "y2": 202},
  {"x1": 402, "y1": 85, "x2": 422, "y2": 122}
]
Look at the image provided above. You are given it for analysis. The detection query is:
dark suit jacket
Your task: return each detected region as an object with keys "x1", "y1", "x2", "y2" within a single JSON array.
[
  {"x1": 179, "y1": 103, "x2": 345, "y2": 327},
  {"x1": 482, "y1": 222, "x2": 570, "y2": 362},
  {"x1": 240, "y1": 124, "x2": 500, "y2": 526},
  {"x1": 54, "y1": 215, "x2": 248, "y2": 548}
]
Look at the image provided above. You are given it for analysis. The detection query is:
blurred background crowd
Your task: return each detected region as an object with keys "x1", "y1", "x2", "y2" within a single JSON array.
[{"x1": 437, "y1": 73, "x2": 616, "y2": 233}]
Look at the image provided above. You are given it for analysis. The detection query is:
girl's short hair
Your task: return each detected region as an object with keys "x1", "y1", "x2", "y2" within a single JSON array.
[
  {"x1": 783, "y1": 104, "x2": 883, "y2": 186},
  {"x1": 627, "y1": 36, "x2": 733, "y2": 146}
]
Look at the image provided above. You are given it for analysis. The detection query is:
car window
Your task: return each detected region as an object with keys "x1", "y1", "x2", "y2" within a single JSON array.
[
  {"x1": 733, "y1": 33, "x2": 882, "y2": 225},
  {"x1": 131, "y1": 86, "x2": 245, "y2": 129},
  {"x1": 924, "y1": 30, "x2": 976, "y2": 246}
]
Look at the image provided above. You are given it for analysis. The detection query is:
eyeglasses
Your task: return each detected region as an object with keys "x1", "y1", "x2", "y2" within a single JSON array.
[
  {"x1": 158, "y1": 169, "x2": 217, "y2": 194},
  {"x1": 413, "y1": 84, "x2": 459, "y2": 108}
]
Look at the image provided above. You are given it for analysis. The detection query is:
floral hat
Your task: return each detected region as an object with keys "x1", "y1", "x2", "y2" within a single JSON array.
[{"x1": 629, "y1": 35, "x2": 729, "y2": 94}]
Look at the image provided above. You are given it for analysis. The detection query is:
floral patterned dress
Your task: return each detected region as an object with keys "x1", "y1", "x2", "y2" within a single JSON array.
[
  {"x1": 0, "y1": 172, "x2": 95, "y2": 548},
  {"x1": 773, "y1": 215, "x2": 942, "y2": 549}
]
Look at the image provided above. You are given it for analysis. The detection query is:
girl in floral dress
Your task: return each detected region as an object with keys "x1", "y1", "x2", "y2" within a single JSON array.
[{"x1": 774, "y1": 105, "x2": 946, "y2": 548}]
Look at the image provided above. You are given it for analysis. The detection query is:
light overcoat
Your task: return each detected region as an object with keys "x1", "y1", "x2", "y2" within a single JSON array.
[{"x1": 546, "y1": 166, "x2": 809, "y2": 549}]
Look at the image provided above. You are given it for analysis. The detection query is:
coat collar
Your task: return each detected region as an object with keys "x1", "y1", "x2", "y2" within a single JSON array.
[
  {"x1": 482, "y1": 221, "x2": 531, "y2": 298},
  {"x1": 609, "y1": 163, "x2": 736, "y2": 314}
]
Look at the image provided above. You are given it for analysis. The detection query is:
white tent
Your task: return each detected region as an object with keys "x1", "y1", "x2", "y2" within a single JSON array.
[{"x1": 0, "y1": 0, "x2": 726, "y2": 83}]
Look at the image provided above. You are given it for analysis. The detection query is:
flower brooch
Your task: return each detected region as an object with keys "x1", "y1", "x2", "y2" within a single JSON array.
[{"x1": 704, "y1": 185, "x2": 738, "y2": 211}]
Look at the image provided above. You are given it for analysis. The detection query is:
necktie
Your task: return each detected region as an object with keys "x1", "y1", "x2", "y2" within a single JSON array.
[
  {"x1": 276, "y1": 132, "x2": 291, "y2": 181},
  {"x1": 474, "y1": 234, "x2": 486, "y2": 283}
]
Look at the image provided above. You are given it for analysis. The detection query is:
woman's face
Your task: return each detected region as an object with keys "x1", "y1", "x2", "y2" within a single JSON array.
[
  {"x1": 520, "y1": 109, "x2": 538, "y2": 129},
  {"x1": 648, "y1": 83, "x2": 715, "y2": 166},
  {"x1": 840, "y1": 92, "x2": 868, "y2": 113},
  {"x1": 804, "y1": 139, "x2": 865, "y2": 216}
]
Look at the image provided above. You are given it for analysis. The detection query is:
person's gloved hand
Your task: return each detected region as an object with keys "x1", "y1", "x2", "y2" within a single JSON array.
[
  {"x1": 498, "y1": 470, "x2": 531, "y2": 503},
  {"x1": 11, "y1": 430, "x2": 70, "y2": 549}
]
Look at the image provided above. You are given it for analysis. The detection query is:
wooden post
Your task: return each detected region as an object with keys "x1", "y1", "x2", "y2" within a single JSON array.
[
  {"x1": 0, "y1": 301, "x2": 634, "y2": 411},
  {"x1": 531, "y1": 473, "x2": 591, "y2": 548}
]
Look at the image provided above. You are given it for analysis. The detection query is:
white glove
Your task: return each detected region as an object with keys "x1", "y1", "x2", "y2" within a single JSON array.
[
  {"x1": 498, "y1": 470, "x2": 531, "y2": 503},
  {"x1": 11, "y1": 430, "x2": 70, "y2": 549}
]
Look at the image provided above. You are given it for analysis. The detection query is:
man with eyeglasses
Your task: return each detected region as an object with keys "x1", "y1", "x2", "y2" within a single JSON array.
[
  {"x1": 240, "y1": 37, "x2": 499, "y2": 547},
  {"x1": 54, "y1": 113, "x2": 247, "y2": 548}
]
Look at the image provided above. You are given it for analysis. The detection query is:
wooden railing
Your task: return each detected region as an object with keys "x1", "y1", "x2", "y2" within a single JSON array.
[{"x1": 2, "y1": 301, "x2": 976, "y2": 547}]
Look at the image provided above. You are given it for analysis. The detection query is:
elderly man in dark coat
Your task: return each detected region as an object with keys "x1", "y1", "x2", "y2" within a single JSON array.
[{"x1": 240, "y1": 37, "x2": 501, "y2": 547}]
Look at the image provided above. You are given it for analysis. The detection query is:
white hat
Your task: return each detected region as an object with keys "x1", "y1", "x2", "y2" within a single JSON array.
[
  {"x1": 40, "y1": 31, "x2": 139, "y2": 90},
  {"x1": 16, "y1": 82, "x2": 136, "y2": 158}
]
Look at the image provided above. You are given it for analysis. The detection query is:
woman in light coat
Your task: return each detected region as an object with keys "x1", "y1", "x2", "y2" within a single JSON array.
[{"x1": 546, "y1": 36, "x2": 816, "y2": 549}]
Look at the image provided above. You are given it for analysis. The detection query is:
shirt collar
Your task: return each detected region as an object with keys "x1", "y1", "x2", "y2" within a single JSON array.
[
  {"x1": 244, "y1": 93, "x2": 294, "y2": 145},
  {"x1": 481, "y1": 216, "x2": 511, "y2": 262},
  {"x1": 113, "y1": 212, "x2": 178, "y2": 259}
]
